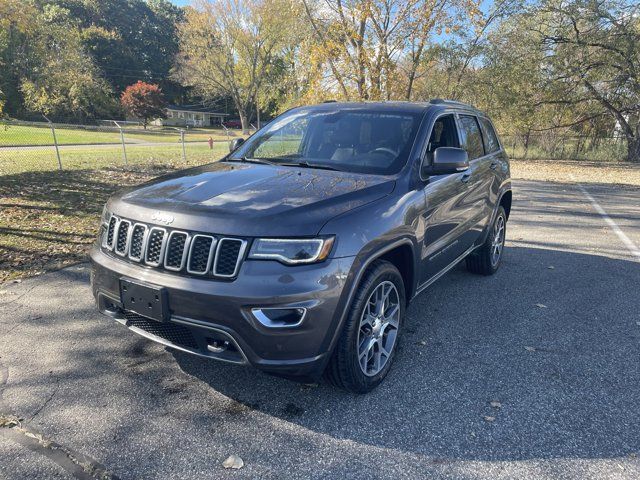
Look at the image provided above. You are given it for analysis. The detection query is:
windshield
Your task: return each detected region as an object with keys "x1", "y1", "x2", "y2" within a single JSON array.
[{"x1": 230, "y1": 107, "x2": 423, "y2": 175}]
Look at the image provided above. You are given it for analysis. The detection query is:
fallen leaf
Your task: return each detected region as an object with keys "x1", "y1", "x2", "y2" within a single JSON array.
[
  {"x1": 547, "y1": 266, "x2": 555, "y2": 270},
  {"x1": 535, "y1": 303, "x2": 547, "y2": 308},
  {"x1": 418, "y1": 340, "x2": 427, "y2": 346},
  {"x1": 483, "y1": 416, "x2": 496, "y2": 422},
  {"x1": 222, "y1": 455, "x2": 244, "y2": 470},
  {"x1": 524, "y1": 346, "x2": 536, "y2": 352},
  {"x1": 12, "y1": 279, "x2": 22, "y2": 283},
  {"x1": 490, "y1": 401, "x2": 502, "y2": 409}
]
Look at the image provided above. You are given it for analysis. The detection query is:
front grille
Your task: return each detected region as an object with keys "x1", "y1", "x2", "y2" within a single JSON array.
[
  {"x1": 165, "y1": 232, "x2": 188, "y2": 270},
  {"x1": 214, "y1": 239, "x2": 246, "y2": 277},
  {"x1": 106, "y1": 217, "x2": 117, "y2": 248},
  {"x1": 115, "y1": 220, "x2": 131, "y2": 255},
  {"x1": 103, "y1": 215, "x2": 246, "y2": 279},
  {"x1": 129, "y1": 224, "x2": 146, "y2": 261},
  {"x1": 188, "y1": 235, "x2": 216, "y2": 274},
  {"x1": 145, "y1": 228, "x2": 166, "y2": 266},
  {"x1": 124, "y1": 312, "x2": 198, "y2": 349}
]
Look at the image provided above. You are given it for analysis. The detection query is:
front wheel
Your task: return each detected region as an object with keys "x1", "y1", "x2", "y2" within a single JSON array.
[
  {"x1": 466, "y1": 205, "x2": 507, "y2": 275},
  {"x1": 325, "y1": 260, "x2": 405, "y2": 393}
]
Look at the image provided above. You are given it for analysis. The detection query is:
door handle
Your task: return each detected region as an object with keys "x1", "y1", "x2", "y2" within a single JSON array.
[{"x1": 460, "y1": 173, "x2": 471, "y2": 183}]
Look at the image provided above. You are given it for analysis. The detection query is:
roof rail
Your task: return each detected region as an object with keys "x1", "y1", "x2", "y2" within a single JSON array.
[
  {"x1": 322, "y1": 99, "x2": 337, "y2": 103},
  {"x1": 429, "y1": 98, "x2": 474, "y2": 108}
]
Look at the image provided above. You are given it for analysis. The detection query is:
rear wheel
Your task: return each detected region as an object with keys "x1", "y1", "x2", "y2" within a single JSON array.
[
  {"x1": 325, "y1": 260, "x2": 405, "y2": 393},
  {"x1": 466, "y1": 206, "x2": 507, "y2": 275}
]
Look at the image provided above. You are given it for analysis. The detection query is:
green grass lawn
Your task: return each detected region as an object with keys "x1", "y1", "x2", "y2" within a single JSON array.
[
  {"x1": 0, "y1": 123, "x2": 246, "y2": 147},
  {"x1": 0, "y1": 142, "x2": 228, "y2": 175}
]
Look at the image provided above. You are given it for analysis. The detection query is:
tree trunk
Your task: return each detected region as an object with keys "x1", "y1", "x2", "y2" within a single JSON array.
[
  {"x1": 627, "y1": 136, "x2": 640, "y2": 163},
  {"x1": 239, "y1": 109, "x2": 250, "y2": 136}
]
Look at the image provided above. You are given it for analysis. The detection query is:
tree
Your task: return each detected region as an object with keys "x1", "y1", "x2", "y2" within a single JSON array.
[
  {"x1": 120, "y1": 81, "x2": 167, "y2": 128},
  {"x1": 532, "y1": 0, "x2": 640, "y2": 162},
  {"x1": 175, "y1": 0, "x2": 300, "y2": 134},
  {"x1": 55, "y1": 0, "x2": 185, "y2": 100},
  {"x1": 1, "y1": 1, "x2": 116, "y2": 120},
  {"x1": 299, "y1": 0, "x2": 483, "y2": 101}
]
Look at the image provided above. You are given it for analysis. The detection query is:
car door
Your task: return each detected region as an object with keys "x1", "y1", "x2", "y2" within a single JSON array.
[
  {"x1": 454, "y1": 114, "x2": 493, "y2": 248},
  {"x1": 419, "y1": 113, "x2": 475, "y2": 283}
]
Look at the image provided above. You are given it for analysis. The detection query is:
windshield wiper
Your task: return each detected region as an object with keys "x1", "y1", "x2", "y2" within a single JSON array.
[
  {"x1": 225, "y1": 156, "x2": 276, "y2": 166},
  {"x1": 271, "y1": 159, "x2": 339, "y2": 171}
]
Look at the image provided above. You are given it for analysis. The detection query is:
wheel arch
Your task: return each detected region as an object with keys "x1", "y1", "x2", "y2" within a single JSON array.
[
  {"x1": 318, "y1": 238, "x2": 418, "y2": 374},
  {"x1": 500, "y1": 189, "x2": 512, "y2": 220}
]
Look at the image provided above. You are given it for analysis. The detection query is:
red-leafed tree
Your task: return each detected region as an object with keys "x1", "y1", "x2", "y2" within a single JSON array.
[{"x1": 120, "y1": 81, "x2": 166, "y2": 129}]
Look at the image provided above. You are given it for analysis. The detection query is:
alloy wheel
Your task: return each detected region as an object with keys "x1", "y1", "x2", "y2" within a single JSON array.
[
  {"x1": 356, "y1": 280, "x2": 400, "y2": 377},
  {"x1": 491, "y1": 214, "x2": 505, "y2": 267}
]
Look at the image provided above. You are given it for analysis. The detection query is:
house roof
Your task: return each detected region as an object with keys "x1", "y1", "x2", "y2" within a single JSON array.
[{"x1": 166, "y1": 105, "x2": 229, "y2": 116}]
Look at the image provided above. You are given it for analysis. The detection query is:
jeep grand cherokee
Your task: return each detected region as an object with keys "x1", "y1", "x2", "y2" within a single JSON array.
[{"x1": 90, "y1": 100, "x2": 512, "y2": 393}]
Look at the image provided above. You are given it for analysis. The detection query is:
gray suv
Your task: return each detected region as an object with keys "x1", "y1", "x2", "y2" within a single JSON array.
[{"x1": 91, "y1": 100, "x2": 512, "y2": 393}]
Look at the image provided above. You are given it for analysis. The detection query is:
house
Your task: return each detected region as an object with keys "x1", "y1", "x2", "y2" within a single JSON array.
[{"x1": 154, "y1": 105, "x2": 229, "y2": 128}]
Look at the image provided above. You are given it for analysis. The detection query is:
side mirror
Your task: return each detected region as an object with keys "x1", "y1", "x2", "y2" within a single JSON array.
[
  {"x1": 229, "y1": 137, "x2": 245, "y2": 153},
  {"x1": 424, "y1": 147, "x2": 469, "y2": 175}
]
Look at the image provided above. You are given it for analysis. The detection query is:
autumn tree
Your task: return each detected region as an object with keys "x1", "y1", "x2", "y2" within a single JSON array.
[
  {"x1": 299, "y1": 0, "x2": 484, "y2": 101},
  {"x1": 175, "y1": 0, "x2": 301, "y2": 134},
  {"x1": 120, "y1": 81, "x2": 167, "y2": 128}
]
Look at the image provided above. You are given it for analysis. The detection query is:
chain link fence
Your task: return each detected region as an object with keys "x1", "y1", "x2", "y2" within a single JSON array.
[
  {"x1": 0, "y1": 119, "x2": 252, "y2": 176},
  {"x1": 501, "y1": 134, "x2": 629, "y2": 162},
  {"x1": 1, "y1": 120, "x2": 631, "y2": 177}
]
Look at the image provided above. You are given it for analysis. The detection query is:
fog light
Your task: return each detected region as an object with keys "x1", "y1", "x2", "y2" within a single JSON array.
[{"x1": 252, "y1": 307, "x2": 307, "y2": 328}]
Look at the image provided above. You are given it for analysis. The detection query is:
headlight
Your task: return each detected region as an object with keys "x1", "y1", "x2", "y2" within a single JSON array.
[{"x1": 248, "y1": 237, "x2": 335, "y2": 265}]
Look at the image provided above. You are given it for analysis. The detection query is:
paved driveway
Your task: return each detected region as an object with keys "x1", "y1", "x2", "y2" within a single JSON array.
[{"x1": 1, "y1": 179, "x2": 639, "y2": 479}]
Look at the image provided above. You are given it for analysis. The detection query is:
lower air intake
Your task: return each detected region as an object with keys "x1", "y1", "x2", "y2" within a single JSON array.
[{"x1": 124, "y1": 312, "x2": 198, "y2": 349}]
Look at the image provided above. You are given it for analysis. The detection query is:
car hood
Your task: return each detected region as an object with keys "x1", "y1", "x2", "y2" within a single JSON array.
[{"x1": 109, "y1": 162, "x2": 395, "y2": 237}]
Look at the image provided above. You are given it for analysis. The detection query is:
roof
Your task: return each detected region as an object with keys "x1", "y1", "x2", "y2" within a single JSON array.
[
  {"x1": 166, "y1": 105, "x2": 229, "y2": 116},
  {"x1": 291, "y1": 99, "x2": 482, "y2": 115}
]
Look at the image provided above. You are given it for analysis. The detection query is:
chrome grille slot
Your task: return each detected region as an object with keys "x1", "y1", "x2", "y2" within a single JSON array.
[
  {"x1": 145, "y1": 227, "x2": 167, "y2": 266},
  {"x1": 187, "y1": 235, "x2": 217, "y2": 275},
  {"x1": 115, "y1": 220, "x2": 131, "y2": 256},
  {"x1": 128, "y1": 224, "x2": 147, "y2": 261},
  {"x1": 214, "y1": 238, "x2": 247, "y2": 277},
  {"x1": 105, "y1": 216, "x2": 118, "y2": 250},
  {"x1": 164, "y1": 231, "x2": 189, "y2": 271}
]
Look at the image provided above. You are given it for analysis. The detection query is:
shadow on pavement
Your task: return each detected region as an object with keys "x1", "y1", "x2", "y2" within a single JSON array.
[{"x1": 172, "y1": 245, "x2": 640, "y2": 461}]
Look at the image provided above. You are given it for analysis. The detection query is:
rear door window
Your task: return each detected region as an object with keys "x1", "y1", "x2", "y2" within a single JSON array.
[
  {"x1": 458, "y1": 115, "x2": 485, "y2": 160},
  {"x1": 478, "y1": 117, "x2": 501, "y2": 153}
]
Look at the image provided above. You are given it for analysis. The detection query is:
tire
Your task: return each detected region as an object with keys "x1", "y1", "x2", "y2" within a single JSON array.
[
  {"x1": 466, "y1": 205, "x2": 507, "y2": 275},
  {"x1": 325, "y1": 260, "x2": 405, "y2": 393}
]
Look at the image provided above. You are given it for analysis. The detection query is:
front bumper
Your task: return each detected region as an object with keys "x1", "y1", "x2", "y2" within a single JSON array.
[{"x1": 90, "y1": 245, "x2": 355, "y2": 377}]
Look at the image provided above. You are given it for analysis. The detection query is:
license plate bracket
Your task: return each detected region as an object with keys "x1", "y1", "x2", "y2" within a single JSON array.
[{"x1": 119, "y1": 278, "x2": 168, "y2": 322}]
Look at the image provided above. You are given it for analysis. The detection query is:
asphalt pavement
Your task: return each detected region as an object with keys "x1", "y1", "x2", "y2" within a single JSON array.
[{"x1": 1, "y1": 179, "x2": 639, "y2": 480}]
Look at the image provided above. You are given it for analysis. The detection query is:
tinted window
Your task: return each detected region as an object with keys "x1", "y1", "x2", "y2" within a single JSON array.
[
  {"x1": 233, "y1": 108, "x2": 423, "y2": 175},
  {"x1": 426, "y1": 114, "x2": 459, "y2": 163},
  {"x1": 458, "y1": 115, "x2": 485, "y2": 160},
  {"x1": 479, "y1": 117, "x2": 500, "y2": 153}
]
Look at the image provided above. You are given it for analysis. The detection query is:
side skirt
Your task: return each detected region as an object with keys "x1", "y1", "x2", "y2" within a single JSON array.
[{"x1": 412, "y1": 244, "x2": 479, "y2": 299}]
